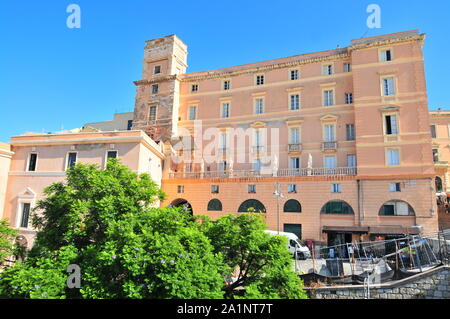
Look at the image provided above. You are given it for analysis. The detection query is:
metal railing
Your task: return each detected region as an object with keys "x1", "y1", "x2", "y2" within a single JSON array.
[
  {"x1": 288, "y1": 143, "x2": 302, "y2": 152},
  {"x1": 322, "y1": 141, "x2": 337, "y2": 151}
]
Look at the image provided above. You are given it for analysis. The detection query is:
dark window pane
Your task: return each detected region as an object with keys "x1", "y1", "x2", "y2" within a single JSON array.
[
  {"x1": 20, "y1": 203, "x2": 31, "y2": 228},
  {"x1": 28, "y1": 153, "x2": 37, "y2": 171}
]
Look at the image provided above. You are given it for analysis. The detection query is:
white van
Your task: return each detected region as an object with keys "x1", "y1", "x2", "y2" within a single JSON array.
[{"x1": 265, "y1": 230, "x2": 311, "y2": 259}]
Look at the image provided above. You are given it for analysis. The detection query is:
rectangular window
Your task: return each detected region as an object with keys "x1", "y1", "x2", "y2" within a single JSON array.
[
  {"x1": 149, "y1": 106, "x2": 157, "y2": 121},
  {"x1": 323, "y1": 90, "x2": 334, "y2": 106},
  {"x1": 290, "y1": 70, "x2": 299, "y2": 80},
  {"x1": 383, "y1": 78, "x2": 395, "y2": 96},
  {"x1": 385, "y1": 115, "x2": 398, "y2": 135},
  {"x1": 290, "y1": 157, "x2": 300, "y2": 169},
  {"x1": 323, "y1": 64, "x2": 333, "y2": 75},
  {"x1": 290, "y1": 128, "x2": 300, "y2": 144},
  {"x1": 346, "y1": 124, "x2": 355, "y2": 141},
  {"x1": 151, "y1": 84, "x2": 159, "y2": 94},
  {"x1": 248, "y1": 184, "x2": 256, "y2": 193},
  {"x1": 28, "y1": 153, "x2": 38, "y2": 172},
  {"x1": 177, "y1": 185, "x2": 184, "y2": 194},
  {"x1": 344, "y1": 63, "x2": 352, "y2": 72},
  {"x1": 219, "y1": 161, "x2": 227, "y2": 172},
  {"x1": 325, "y1": 156, "x2": 337, "y2": 169},
  {"x1": 154, "y1": 65, "x2": 161, "y2": 74},
  {"x1": 189, "y1": 106, "x2": 197, "y2": 120},
  {"x1": 20, "y1": 203, "x2": 31, "y2": 228},
  {"x1": 381, "y1": 49, "x2": 392, "y2": 62},
  {"x1": 256, "y1": 75, "x2": 264, "y2": 85},
  {"x1": 191, "y1": 84, "x2": 198, "y2": 92},
  {"x1": 221, "y1": 103, "x2": 230, "y2": 118},
  {"x1": 67, "y1": 152, "x2": 77, "y2": 170},
  {"x1": 223, "y1": 80, "x2": 231, "y2": 90},
  {"x1": 387, "y1": 149, "x2": 400, "y2": 166},
  {"x1": 288, "y1": 184, "x2": 297, "y2": 193},
  {"x1": 345, "y1": 93, "x2": 353, "y2": 104},
  {"x1": 332, "y1": 184, "x2": 342, "y2": 193},
  {"x1": 127, "y1": 120, "x2": 133, "y2": 131},
  {"x1": 324, "y1": 124, "x2": 335, "y2": 142},
  {"x1": 107, "y1": 151, "x2": 118, "y2": 159},
  {"x1": 433, "y1": 149, "x2": 439, "y2": 163},
  {"x1": 211, "y1": 185, "x2": 219, "y2": 194},
  {"x1": 255, "y1": 98, "x2": 264, "y2": 114},
  {"x1": 430, "y1": 125, "x2": 437, "y2": 138},
  {"x1": 347, "y1": 155, "x2": 356, "y2": 167},
  {"x1": 290, "y1": 94, "x2": 300, "y2": 110},
  {"x1": 390, "y1": 183, "x2": 401, "y2": 192}
]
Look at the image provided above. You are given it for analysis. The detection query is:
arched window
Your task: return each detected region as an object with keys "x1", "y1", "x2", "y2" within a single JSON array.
[
  {"x1": 320, "y1": 200, "x2": 354, "y2": 215},
  {"x1": 207, "y1": 199, "x2": 222, "y2": 211},
  {"x1": 284, "y1": 199, "x2": 302, "y2": 213},
  {"x1": 238, "y1": 199, "x2": 266, "y2": 213},
  {"x1": 379, "y1": 200, "x2": 415, "y2": 216},
  {"x1": 170, "y1": 198, "x2": 193, "y2": 215},
  {"x1": 435, "y1": 176, "x2": 443, "y2": 193}
]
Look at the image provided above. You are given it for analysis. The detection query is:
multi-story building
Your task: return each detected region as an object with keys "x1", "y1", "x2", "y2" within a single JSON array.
[
  {"x1": 429, "y1": 110, "x2": 450, "y2": 230},
  {"x1": 132, "y1": 30, "x2": 438, "y2": 245},
  {"x1": 1, "y1": 131, "x2": 164, "y2": 248},
  {"x1": 0, "y1": 29, "x2": 445, "y2": 249}
]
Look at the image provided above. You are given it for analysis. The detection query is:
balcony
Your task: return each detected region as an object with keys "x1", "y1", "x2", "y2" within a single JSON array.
[
  {"x1": 168, "y1": 167, "x2": 357, "y2": 179},
  {"x1": 322, "y1": 141, "x2": 337, "y2": 151},
  {"x1": 288, "y1": 143, "x2": 302, "y2": 153}
]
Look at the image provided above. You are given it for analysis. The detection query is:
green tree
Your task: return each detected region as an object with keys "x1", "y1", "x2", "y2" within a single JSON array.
[
  {"x1": 0, "y1": 160, "x2": 224, "y2": 299},
  {"x1": 201, "y1": 214, "x2": 307, "y2": 299},
  {"x1": 0, "y1": 220, "x2": 17, "y2": 264}
]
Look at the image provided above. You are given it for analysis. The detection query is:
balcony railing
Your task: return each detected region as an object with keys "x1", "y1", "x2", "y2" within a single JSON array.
[
  {"x1": 288, "y1": 143, "x2": 302, "y2": 153},
  {"x1": 322, "y1": 141, "x2": 337, "y2": 151},
  {"x1": 252, "y1": 146, "x2": 265, "y2": 153},
  {"x1": 168, "y1": 167, "x2": 357, "y2": 179}
]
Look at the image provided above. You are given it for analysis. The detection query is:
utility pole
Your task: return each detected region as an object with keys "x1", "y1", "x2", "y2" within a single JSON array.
[{"x1": 273, "y1": 182, "x2": 284, "y2": 234}]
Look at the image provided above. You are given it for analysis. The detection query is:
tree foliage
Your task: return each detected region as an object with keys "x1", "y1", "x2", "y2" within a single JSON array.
[
  {"x1": 0, "y1": 220, "x2": 17, "y2": 264},
  {"x1": 0, "y1": 160, "x2": 305, "y2": 299}
]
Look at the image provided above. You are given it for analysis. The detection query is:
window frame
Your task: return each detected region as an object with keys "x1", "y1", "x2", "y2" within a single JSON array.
[
  {"x1": 381, "y1": 76, "x2": 396, "y2": 97},
  {"x1": 153, "y1": 65, "x2": 161, "y2": 74},
  {"x1": 322, "y1": 89, "x2": 335, "y2": 106},
  {"x1": 149, "y1": 105, "x2": 157, "y2": 121},
  {"x1": 289, "y1": 93, "x2": 301, "y2": 110},
  {"x1": 254, "y1": 97, "x2": 265, "y2": 114},
  {"x1": 255, "y1": 74, "x2": 265, "y2": 86},
  {"x1": 26, "y1": 152, "x2": 38, "y2": 172},
  {"x1": 65, "y1": 151, "x2": 78, "y2": 171},
  {"x1": 188, "y1": 105, "x2": 197, "y2": 121},
  {"x1": 386, "y1": 148, "x2": 401, "y2": 166}
]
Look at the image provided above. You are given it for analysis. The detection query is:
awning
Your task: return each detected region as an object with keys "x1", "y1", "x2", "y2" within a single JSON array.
[
  {"x1": 369, "y1": 226, "x2": 421, "y2": 235},
  {"x1": 322, "y1": 226, "x2": 369, "y2": 234}
]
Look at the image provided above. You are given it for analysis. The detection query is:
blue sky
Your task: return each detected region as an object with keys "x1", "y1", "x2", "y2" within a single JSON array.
[{"x1": 0, "y1": 0, "x2": 449, "y2": 142}]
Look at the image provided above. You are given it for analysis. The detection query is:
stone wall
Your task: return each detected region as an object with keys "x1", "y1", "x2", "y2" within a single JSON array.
[{"x1": 307, "y1": 266, "x2": 450, "y2": 299}]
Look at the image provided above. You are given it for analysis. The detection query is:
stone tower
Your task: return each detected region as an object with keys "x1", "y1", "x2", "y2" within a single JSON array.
[{"x1": 132, "y1": 35, "x2": 187, "y2": 142}]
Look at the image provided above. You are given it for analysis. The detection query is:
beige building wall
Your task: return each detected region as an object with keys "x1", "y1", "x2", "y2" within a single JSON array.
[
  {"x1": 2, "y1": 131, "x2": 164, "y2": 248},
  {"x1": 0, "y1": 142, "x2": 13, "y2": 219},
  {"x1": 83, "y1": 112, "x2": 134, "y2": 131}
]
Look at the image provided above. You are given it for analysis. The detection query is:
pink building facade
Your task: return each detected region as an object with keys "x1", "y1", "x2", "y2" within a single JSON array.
[{"x1": 0, "y1": 30, "x2": 445, "y2": 249}]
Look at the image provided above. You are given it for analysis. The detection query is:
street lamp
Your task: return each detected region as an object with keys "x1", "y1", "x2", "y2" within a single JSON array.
[{"x1": 273, "y1": 182, "x2": 284, "y2": 235}]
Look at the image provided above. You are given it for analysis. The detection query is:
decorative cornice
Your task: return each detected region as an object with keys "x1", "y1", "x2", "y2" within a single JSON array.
[
  {"x1": 134, "y1": 75, "x2": 179, "y2": 86},
  {"x1": 179, "y1": 51, "x2": 351, "y2": 82},
  {"x1": 349, "y1": 34, "x2": 425, "y2": 51}
]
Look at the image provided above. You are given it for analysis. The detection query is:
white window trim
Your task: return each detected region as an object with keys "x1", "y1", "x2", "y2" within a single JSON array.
[
  {"x1": 289, "y1": 157, "x2": 301, "y2": 169},
  {"x1": 254, "y1": 97, "x2": 265, "y2": 114},
  {"x1": 104, "y1": 150, "x2": 118, "y2": 168},
  {"x1": 153, "y1": 65, "x2": 162, "y2": 74},
  {"x1": 324, "y1": 155, "x2": 337, "y2": 168},
  {"x1": 191, "y1": 83, "x2": 199, "y2": 92},
  {"x1": 322, "y1": 63, "x2": 334, "y2": 76},
  {"x1": 386, "y1": 148, "x2": 401, "y2": 166},
  {"x1": 65, "y1": 151, "x2": 78, "y2": 171},
  {"x1": 221, "y1": 102, "x2": 231, "y2": 118},
  {"x1": 188, "y1": 105, "x2": 198, "y2": 121},
  {"x1": 288, "y1": 93, "x2": 301, "y2": 110},
  {"x1": 289, "y1": 69, "x2": 300, "y2": 80},
  {"x1": 382, "y1": 112, "x2": 400, "y2": 136},
  {"x1": 26, "y1": 152, "x2": 39, "y2": 172},
  {"x1": 322, "y1": 88, "x2": 335, "y2": 107},
  {"x1": 255, "y1": 74, "x2": 265, "y2": 86},
  {"x1": 323, "y1": 123, "x2": 336, "y2": 142},
  {"x1": 380, "y1": 76, "x2": 397, "y2": 97},
  {"x1": 289, "y1": 127, "x2": 301, "y2": 144},
  {"x1": 223, "y1": 80, "x2": 231, "y2": 91},
  {"x1": 379, "y1": 48, "x2": 394, "y2": 62},
  {"x1": 15, "y1": 188, "x2": 36, "y2": 230}
]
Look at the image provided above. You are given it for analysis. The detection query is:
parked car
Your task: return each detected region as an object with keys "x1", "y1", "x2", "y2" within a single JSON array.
[{"x1": 264, "y1": 230, "x2": 311, "y2": 259}]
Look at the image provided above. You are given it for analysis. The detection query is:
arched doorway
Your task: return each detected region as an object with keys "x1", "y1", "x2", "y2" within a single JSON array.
[{"x1": 170, "y1": 198, "x2": 193, "y2": 215}]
